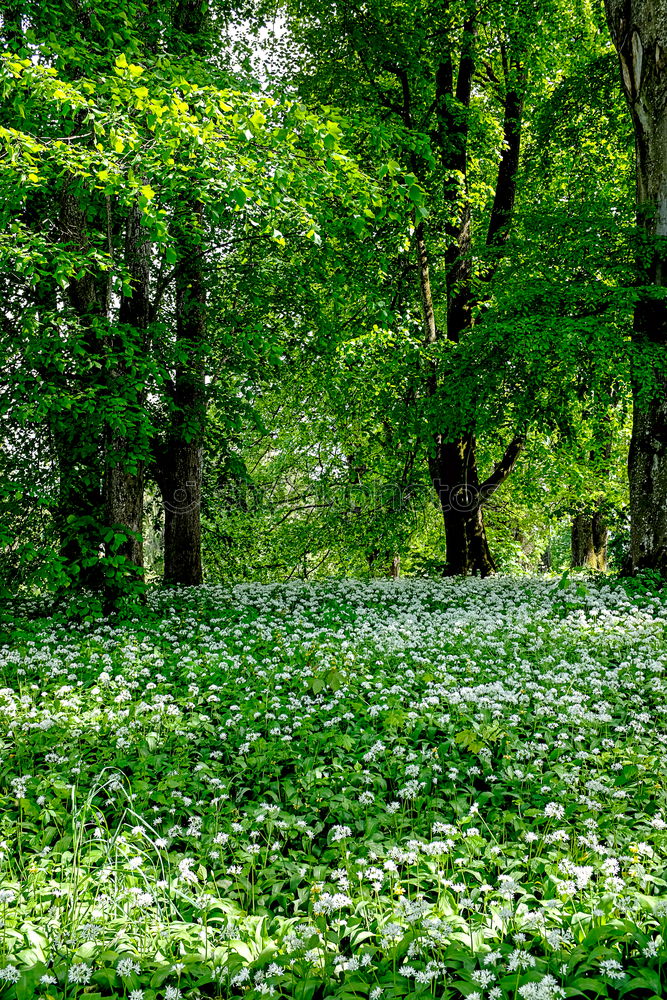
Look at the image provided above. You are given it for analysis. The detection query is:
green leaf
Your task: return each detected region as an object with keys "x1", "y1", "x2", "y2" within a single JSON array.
[
  {"x1": 621, "y1": 973, "x2": 662, "y2": 995},
  {"x1": 295, "y1": 980, "x2": 321, "y2": 1000},
  {"x1": 17, "y1": 963, "x2": 48, "y2": 1000}
]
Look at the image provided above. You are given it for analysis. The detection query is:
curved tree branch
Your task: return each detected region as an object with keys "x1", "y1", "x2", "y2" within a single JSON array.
[{"x1": 480, "y1": 434, "x2": 526, "y2": 501}]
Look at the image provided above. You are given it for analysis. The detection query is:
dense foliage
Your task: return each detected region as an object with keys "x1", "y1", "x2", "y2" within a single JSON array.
[{"x1": 0, "y1": 0, "x2": 652, "y2": 587}]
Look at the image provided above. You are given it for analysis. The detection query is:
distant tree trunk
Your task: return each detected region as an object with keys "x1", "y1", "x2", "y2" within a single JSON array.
[
  {"x1": 570, "y1": 423, "x2": 612, "y2": 572},
  {"x1": 571, "y1": 513, "x2": 608, "y2": 571},
  {"x1": 103, "y1": 201, "x2": 149, "y2": 606},
  {"x1": 538, "y1": 546, "x2": 552, "y2": 572},
  {"x1": 592, "y1": 510, "x2": 609, "y2": 569},
  {"x1": 604, "y1": 0, "x2": 667, "y2": 573},
  {"x1": 159, "y1": 210, "x2": 205, "y2": 586}
]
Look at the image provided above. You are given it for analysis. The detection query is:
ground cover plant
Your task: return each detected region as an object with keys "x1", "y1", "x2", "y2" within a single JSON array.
[{"x1": 0, "y1": 577, "x2": 666, "y2": 999}]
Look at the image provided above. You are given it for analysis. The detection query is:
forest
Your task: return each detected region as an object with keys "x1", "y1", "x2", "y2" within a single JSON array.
[
  {"x1": 3, "y1": 1, "x2": 667, "y2": 999},
  {"x1": 0, "y1": 0, "x2": 664, "y2": 596}
]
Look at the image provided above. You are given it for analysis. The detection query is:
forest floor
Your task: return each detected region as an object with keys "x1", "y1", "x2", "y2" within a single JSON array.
[{"x1": 1, "y1": 577, "x2": 667, "y2": 1000}]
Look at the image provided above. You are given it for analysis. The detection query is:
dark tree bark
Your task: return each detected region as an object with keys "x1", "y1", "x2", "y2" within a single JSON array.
[
  {"x1": 103, "y1": 202, "x2": 150, "y2": 606},
  {"x1": 154, "y1": 0, "x2": 208, "y2": 587},
  {"x1": 486, "y1": 55, "x2": 526, "y2": 251},
  {"x1": 604, "y1": 0, "x2": 667, "y2": 573},
  {"x1": 571, "y1": 514, "x2": 594, "y2": 568},
  {"x1": 158, "y1": 215, "x2": 206, "y2": 587},
  {"x1": 430, "y1": 432, "x2": 525, "y2": 576},
  {"x1": 55, "y1": 180, "x2": 108, "y2": 586},
  {"x1": 429, "y1": 436, "x2": 495, "y2": 576}
]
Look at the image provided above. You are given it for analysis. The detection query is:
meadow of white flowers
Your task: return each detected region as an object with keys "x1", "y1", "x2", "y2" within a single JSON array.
[{"x1": 1, "y1": 576, "x2": 667, "y2": 999}]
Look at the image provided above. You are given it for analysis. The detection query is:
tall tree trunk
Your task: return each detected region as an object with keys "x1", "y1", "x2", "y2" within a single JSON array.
[
  {"x1": 430, "y1": 432, "x2": 525, "y2": 575},
  {"x1": 604, "y1": 0, "x2": 667, "y2": 573},
  {"x1": 429, "y1": 435, "x2": 494, "y2": 576},
  {"x1": 103, "y1": 202, "x2": 150, "y2": 606},
  {"x1": 56, "y1": 179, "x2": 107, "y2": 587},
  {"x1": 156, "y1": 0, "x2": 208, "y2": 587},
  {"x1": 159, "y1": 209, "x2": 206, "y2": 586},
  {"x1": 423, "y1": 35, "x2": 526, "y2": 574}
]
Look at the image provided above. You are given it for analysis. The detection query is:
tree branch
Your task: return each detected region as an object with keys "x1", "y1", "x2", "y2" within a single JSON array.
[
  {"x1": 485, "y1": 57, "x2": 526, "y2": 259},
  {"x1": 381, "y1": 61, "x2": 412, "y2": 127},
  {"x1": 480, "y1": 434, "x2": 526, "y2": 500}
]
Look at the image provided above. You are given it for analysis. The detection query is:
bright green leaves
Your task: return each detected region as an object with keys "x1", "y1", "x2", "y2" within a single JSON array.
[
  {"x1": 405, "y1": 178, "x2": 429, "y2": 219},
  {"x1": 322, "y1": 119, "x2": 342, "y2": 152},
  {"x1": 114, "y1": 53, "x2": 144, "y2": 78},
  {"x1": 249, "y1": 107, "x2": 266, "y2": 129},
  {"x1": 0, "y1": 52, "x2": 393, "y2": 250},
  {"x1": 231, "y1": 187, "x2": 249, "y2": 208},
  {"x1": 378, "y1": 158, "x2": 401, "y2": 178}
]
